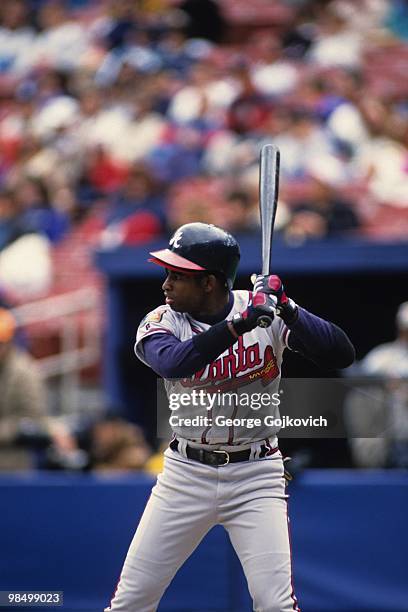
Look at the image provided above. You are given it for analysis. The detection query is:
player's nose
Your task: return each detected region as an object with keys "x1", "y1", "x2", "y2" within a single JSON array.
[{"x1": 162, "y1": 274, "x2": 172, "y2": 291}]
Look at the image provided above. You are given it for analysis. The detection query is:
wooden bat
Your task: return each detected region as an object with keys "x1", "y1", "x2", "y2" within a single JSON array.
[{"x1": 257, "y1": 143, "x2": 280, "y2": 328}]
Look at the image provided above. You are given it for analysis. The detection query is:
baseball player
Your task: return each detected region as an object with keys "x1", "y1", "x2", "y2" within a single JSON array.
[{"x1": 106, "y1": 222, "x2": 355, "y2": 612}]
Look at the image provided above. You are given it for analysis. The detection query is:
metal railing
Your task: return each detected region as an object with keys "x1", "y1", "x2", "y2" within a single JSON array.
[{"x1": 12, "y1": 287, "x2": 101, "y2": 414}]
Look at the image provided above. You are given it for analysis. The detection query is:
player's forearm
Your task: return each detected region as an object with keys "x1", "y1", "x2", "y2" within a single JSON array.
[
  {"x1": 142, "y1": 322, "x2": 236, "y2": 378},
  {"x1": 287, "y1": 307, "x2": 355, "y2": 369}
]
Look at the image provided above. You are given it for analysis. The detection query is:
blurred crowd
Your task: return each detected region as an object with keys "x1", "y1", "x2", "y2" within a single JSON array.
[{"x1": 0, "y1": 0, "x2": 407, "y2": 289}]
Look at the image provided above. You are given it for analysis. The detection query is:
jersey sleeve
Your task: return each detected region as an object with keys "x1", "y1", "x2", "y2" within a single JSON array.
[
  {"x1": 134, "y1": 306, "x2": 179, "y2": 367},
  {"x1": 270, "y1": 315, "x2": 291, "y2": 353},
  {"x1": 284, "y1": 307, "x2": 355, "y2": 369}
]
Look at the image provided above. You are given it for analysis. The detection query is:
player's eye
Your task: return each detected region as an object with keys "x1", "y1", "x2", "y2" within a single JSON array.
[{"x1": 165, "y1": 270, "x2": 183, "y2": 282}]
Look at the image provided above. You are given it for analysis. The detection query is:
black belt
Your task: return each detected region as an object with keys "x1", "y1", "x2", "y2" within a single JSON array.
[{"x1": 169, "y1": 439, "x2": 278, "y2": 467}]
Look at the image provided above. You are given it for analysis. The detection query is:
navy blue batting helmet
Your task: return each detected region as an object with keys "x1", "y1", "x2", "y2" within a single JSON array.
[{"x1": 149, "y1": 223, "x2": 240, "y2": 289}]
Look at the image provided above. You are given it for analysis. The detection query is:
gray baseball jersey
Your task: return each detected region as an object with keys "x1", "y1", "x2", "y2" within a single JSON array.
[{"x1": 135, "y1": 289, "x2": 291, "y2": 445}]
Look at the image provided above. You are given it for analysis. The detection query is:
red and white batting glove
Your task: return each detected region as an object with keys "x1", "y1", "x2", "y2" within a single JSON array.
[
  {"x1": 251, "y1": 274, "x2": 298, "y2": 325},
  {"x1": 231, "y1": 292, "x2": 277, "y2": 335}
]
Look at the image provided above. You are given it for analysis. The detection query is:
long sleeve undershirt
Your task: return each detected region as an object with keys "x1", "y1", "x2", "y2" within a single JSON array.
[{"x1": 141, "y1": 306, "x2": 355, "y2": 379}]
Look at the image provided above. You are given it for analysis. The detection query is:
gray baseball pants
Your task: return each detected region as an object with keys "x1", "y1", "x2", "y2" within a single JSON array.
[{"x1": 106, "y1": 444, "x2": 299, "y2": 612}]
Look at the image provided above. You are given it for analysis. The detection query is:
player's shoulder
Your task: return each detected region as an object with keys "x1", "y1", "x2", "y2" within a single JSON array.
[
  {"x1": 139, "y1": 303, "x2": 177, "y2": 326},
  {"x1": 137, "y1": 303, "x2": 189, "y2": 336},
  {"x1": 140, "y1": 304, "x2": 171, "y2": 324}
]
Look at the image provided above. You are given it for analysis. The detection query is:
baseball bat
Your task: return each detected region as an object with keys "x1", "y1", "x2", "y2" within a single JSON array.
[{"x1": 257, "y1": 143, "x2": 280, "y2": 328}]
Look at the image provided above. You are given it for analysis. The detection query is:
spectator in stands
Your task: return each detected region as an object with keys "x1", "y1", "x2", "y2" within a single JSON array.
[
  {"x1": 167, "y1": 58, "x2": 238, "y2": 126},
  {"x1": 333, "y1": 0, "x2": 389, "y2": 39},
  {"x1": 273, "y1": 108, "x2": 334, "y2": 179},
  {"x1": 29, "y1": 67, "x2": 70, "y2": 107},
  {"x1": 74, "y1": 85, "x2": 131, "y2": 165},
  {"x1": 248, "y1": 32, "x2": 299, "y2": 97},
  {"x1": 0, "y1": 0, "x2": 35, "y2": 75},
  {"x1": 166, "y1": 177, "x2": 223, "y2": 229},
  {"x1": 103, "y1": 164, "x2": 160, "y2": 220},
  {"x1": 156, "y1": 27, "x2": 198, "y2": 76},
  {"x1": 0, "y1": 0, "x2": 30, "y2": 32},
  {"x1": 0, "y1": 190, "x2": 27, "y2": 251},
  {"x1": 281, "y1": 3, "x2": 316, "y2": 59},
  {"x1": 72, "y1": 87, "x2": 105, "y2": 152},
  {"x1": 119, "y1": 92, "x2": 167, "y2": 163},
  {"x1": 169, "y1": 194, "x2": 213, "y2": 229},
  {"x1": 285, "y1": 155, "x2": 360, "y2": 241},
  {"x1": 352, "y1": 97, "x2": 408, "y2": 207},
  {"x1": 0, "y1": 187, "x2": 53, "y2": 300},
  {"x1": 0, "y1": 307, "x2": 83, "y2": 470},
  {"x1": 99, "y1": 164, "x2": 165, "y2": 248},
  {"x1": 345, "y1": 302, "x2": 408, "y2": 468},
  {"x1": 227, "y1": 62, "x2": 270, "y2": 136},
  {"x1": 360, "y1": 301, "x2": 408, "y2": 378},
  {"x1": 307, "y1": 2, "x2": 365, "y2": 68},
  {"x1": 178, "y1": 0, "x2": 226, "y2": 43},
  {"x1": 95, "y1": 31, "x2": 162, "y2": 89},
  {"x1": 322, "y1": 68, "x2": 370, "y2": 154},
  {"x1": 88, "y1": 415, "x2": 151, "y2": 471},
  {"x1": 33, "y1": 1, "x2": 91, "y2": 73},
  {"x1": 0, "y1": 308, "x2": 46, "y2": 469},
  {"x1": 97, "y1": 0, "x2": 140, "y2": 51},
  {"x1": 213, "y1": 189, "x2": 258, "y2": 234},
  {"x1": 78, "y1": 144, "x2": 129, "y2": 204},
  {"x1": 14, "y1": 177, "x2": 70, "y2": 243},
  {"x1": 148, "y1": 123, "x2": 207, "y2": 182}
]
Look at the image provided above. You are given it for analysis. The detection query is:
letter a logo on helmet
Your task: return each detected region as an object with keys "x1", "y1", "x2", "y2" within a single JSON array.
[
  {"x1": 149, "y1": 223, "x2": 240, "y2": 289},
  {"x1": 169, "y1": 229, "x2": 183, "y2": 249}
]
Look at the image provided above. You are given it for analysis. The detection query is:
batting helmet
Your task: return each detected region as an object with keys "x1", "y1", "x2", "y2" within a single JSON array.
[{"x1": 149, "y1": 223, "x2": 240, "y2": 289}]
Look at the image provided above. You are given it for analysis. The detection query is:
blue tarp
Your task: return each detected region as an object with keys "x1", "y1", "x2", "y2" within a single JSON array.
[{"x1": 0, "y1": 470, "x2": 407, "y2": 611}]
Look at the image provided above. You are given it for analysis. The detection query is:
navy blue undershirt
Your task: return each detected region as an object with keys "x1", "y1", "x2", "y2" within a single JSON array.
[
  {"x1": 141, "y1": 295, "x2": 355, "y2": 379},
  {"x1": 195, "y1": 291, "x2": 235, "y2": 325}
]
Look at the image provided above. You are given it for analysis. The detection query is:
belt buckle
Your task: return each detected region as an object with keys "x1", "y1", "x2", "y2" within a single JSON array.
[{"x1": 213, "y1": 450, "x2": 230, "y2": 466}]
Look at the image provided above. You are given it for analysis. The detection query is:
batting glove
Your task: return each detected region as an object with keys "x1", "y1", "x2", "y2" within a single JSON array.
[
  {"x1": 252, "y1": 274, "x2": 298, "y2": 325},
  {"x1": 231, "y1": 292, "x2": 277, "y2": 335}
]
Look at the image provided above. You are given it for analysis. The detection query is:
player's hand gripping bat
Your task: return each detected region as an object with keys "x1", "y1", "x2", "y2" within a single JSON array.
[{"x1": 257, "y1": 144, "x2": 280, "y2": 328}]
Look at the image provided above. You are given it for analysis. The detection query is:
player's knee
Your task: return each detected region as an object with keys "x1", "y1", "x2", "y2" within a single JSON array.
[
  {"x1": 248, "y1": 559, "x2": 297, "y2": 612},
  {"x1": 109, "y1": 569, "x2": 169, "y2": 611}
]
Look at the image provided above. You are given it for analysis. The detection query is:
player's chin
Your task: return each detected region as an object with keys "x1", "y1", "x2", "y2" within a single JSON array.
[
  {"x1": 170, "y1": 300, "x2": 191, "y2": 313},
  {"x1": 166, "y1": 297, "x2": 192, "y2": 312},
  {"x1": 167, "y1": 300, "x2": 181, "y2": 311}
]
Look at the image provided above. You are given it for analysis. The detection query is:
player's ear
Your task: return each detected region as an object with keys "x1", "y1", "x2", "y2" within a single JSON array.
[{"x1": 201, "y1": 273, "x2": 217, "y2": 293}]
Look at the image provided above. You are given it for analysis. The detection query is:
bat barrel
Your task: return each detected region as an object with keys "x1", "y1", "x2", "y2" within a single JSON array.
[{"x1": 259, "y1": 144, "x2": 280, "y2": 277}]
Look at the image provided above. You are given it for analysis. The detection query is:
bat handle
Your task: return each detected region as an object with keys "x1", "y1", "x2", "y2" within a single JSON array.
[{"x1": 257, "y1": 315, "x2": 273, "y2": 328}]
